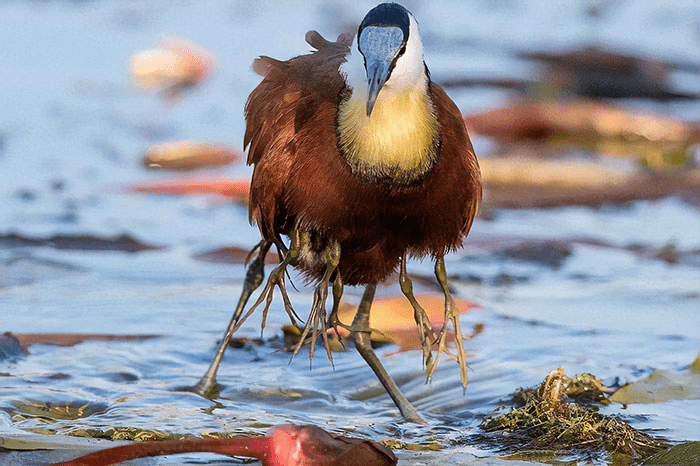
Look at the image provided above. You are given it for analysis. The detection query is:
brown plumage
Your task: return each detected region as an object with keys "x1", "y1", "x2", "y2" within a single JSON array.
[{"x1": 244, "y1": 32, "x2": 481, "y2": 286}]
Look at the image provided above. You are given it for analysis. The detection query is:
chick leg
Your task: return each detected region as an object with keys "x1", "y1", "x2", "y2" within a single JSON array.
[
  {"x1": 244, "y1": 229, "x2": 301, "y2": 333},
  {"x1": 398, "y1": 253, "x2": 437, "y2": 381},
  {"x1": 291, "y1": 240, "x2": 340, "y2": 366},
  {"x1": 352, "y1": 283, "x2": 426, "y2": 424},
  {"x1": 434, "y1": 255, "x2": 468, "y2": 389},
  {"x1": 194, "y1": 240, "x2": 272, "y2": 397}
]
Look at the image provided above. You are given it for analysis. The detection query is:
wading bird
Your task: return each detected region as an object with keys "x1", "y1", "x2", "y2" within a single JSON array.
[{"x1": 194, "y1": 2, "x2": 481, "y2": 423}]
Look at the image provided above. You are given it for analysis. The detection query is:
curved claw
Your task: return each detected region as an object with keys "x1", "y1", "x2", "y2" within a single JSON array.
[{"x1": 291, "y1": 284, "x2": 330, "y2": 365}]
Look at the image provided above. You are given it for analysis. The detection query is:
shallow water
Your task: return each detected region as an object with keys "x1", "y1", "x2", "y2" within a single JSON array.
[{"x1": 1, "y1": 0, "x2": 699, "y2": 465}]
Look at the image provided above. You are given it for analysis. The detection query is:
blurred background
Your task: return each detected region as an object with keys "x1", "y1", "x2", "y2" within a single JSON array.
[{"x1": 0, "y1": 0, "x2": 698, "y2": 465}]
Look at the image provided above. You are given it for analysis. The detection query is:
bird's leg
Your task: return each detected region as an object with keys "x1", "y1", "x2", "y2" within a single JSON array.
[
  {"x1": 434, "y1": 255, "x2": 468, "y2": 390},
  {"x1": 352, "y1": 283, "x2": 426, "y2": 424},
  {"x1": 292, "y1": 239, "x2": 340, "y2": 366},
  {"x1": 245, "y1": 230, "x2": 301, "y2": 335},
  {"x1": 194, "y1": 240, "x2": 272, "y2": 398},
  {"x1": 398, "y1": 253, "x2": 437, "y2": 379}
]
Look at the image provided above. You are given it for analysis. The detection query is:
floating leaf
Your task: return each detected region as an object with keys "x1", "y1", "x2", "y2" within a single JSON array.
[
  {"x1": 130, "y1": 37, "x2": 216, "y2": 102},
  {"x1": 645, "y1": 441, "x2": 700, "y2": 465},
  {"x1": 337, "y1": 295, "x2": 478, "y2": 336},
  {"x1": 0, "y1": 233, "x2": 161, "y2": 253},
  {"x1": 8, "y1": 400, "x2": 109, "y2": 423},
  {"x1": 480, "y1": 158, "x2": 700, "y2": 209},
  {"x1": 129, "y1": 177, "x2": 250, "y2": 202},
  {"x1": 611, "y1": 359, "x2": 700, "y2": 405},
  {"x1": 142, "y1": 141, "x2": 240, "y2": 171},
  {"x1": 464, "y1": 100, "x2": 699, "y2": 159}
]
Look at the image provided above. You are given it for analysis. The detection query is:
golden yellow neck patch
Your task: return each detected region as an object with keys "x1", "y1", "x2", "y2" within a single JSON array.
[{"x1": 337, "y1": 88, "x2": 438, "y2": 181}]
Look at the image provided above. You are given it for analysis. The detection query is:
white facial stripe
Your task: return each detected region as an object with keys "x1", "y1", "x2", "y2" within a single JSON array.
[{"x1": 385, "y1": 14, "x2": 425, "y2": 92}]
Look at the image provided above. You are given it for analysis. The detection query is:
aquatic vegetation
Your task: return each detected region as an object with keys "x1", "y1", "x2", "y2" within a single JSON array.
[{"x1": 480, "y1": 368, "x2": 667, "y2": 462}]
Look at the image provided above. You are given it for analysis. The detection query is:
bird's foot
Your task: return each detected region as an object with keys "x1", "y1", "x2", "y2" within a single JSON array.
[{"x1": 291, "y1": 241, "x2": 341, "y2": 367}]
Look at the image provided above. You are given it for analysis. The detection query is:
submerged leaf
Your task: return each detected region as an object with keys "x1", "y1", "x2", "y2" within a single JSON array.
[
  {"x1": 337, "y1": 295, "x2": 479, "y2": 335},
  {"x1": 334, "y1": 295, "x2": 481, "y2": 355},
  {"x1": 7, "y1": 400, "x2": 109, "y2": 422}
]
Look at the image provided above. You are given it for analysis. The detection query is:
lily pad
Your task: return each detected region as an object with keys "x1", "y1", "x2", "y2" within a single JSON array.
[
  {"x1": 7, "y1": 400, "x2": 109, "y2": 423},
  {"x1": 644, "y1": 441, "x2": 700, "y2": 465},
  {"x1": 611, "y1": 356, "x2": 700, "y2": 404}
]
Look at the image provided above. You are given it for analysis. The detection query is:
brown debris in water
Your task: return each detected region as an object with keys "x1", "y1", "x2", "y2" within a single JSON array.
[
  {"x1": 480, "y1": 368, "x2": 667, "y2": 461},
  {"x1": 0, "y1": 232, "x2": 162, "y2": 253},
  {"x1": 12, "y1": 333, "x2": 160, "y2": 353},
  {"x1": 69, "y1": 427, "x2": 182, "y2": 442},
  {"x1": 128, "y1": 177, "x2": 250, "y2": 203},
  {"x1": 0, "y1": 332, "x2": 25, "y2": 360},
  {"x1": 193, "y1": 245, "x2": 279, "y2": 265}
]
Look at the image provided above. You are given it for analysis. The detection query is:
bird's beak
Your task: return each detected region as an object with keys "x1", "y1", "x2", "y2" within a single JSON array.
[
  {"x1": 366, "y1": 58, "x2": 391, "y2": 117},
  {"x1": 359, "y1": 26, "x2": 404, "y2": 117}
]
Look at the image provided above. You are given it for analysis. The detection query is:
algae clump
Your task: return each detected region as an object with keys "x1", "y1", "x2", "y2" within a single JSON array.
[{"x1": 480, "y1": 368, "x2": 667, "y2": 462}]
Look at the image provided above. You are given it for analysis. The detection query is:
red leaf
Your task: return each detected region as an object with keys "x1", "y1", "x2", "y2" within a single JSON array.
[{"x1": 128, "y1": 177, "x2": 250, "y2": 201}]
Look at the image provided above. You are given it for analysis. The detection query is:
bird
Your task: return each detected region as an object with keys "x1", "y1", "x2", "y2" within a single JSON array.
[{"x1": 194, "y1": 2, "x2": 481, "y2": 424}]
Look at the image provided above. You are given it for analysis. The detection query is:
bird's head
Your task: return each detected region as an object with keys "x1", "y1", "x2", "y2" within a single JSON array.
[{"x1": 341, "y1": 3, "x2": 428, "y2": 117}]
